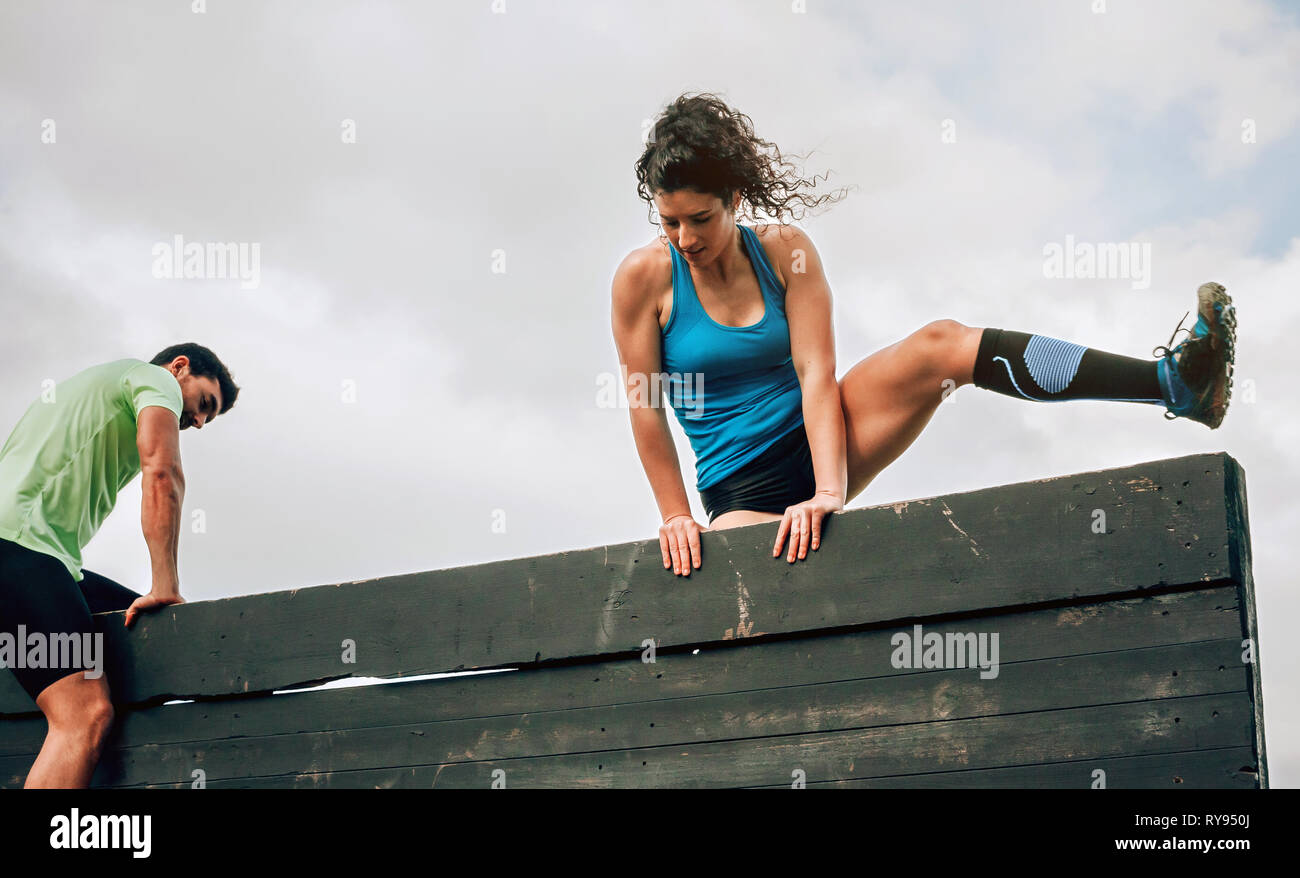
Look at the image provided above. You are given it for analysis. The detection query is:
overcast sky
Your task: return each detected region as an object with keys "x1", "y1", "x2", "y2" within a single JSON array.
[{"x1": 1, "y1": 0, "x2": 1295, "y2": 785}]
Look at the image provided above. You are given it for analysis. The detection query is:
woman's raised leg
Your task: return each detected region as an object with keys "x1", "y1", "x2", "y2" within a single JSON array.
[
  {"x1": 840, "y1": 294, "x2": 1237, "y2": 502},
  {"x1": 841, "y1": 319, "x2": 982, "y2": 503}
]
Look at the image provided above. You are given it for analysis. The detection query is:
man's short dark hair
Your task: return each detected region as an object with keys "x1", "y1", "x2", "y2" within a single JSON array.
[{"x1": 150, "y1": 343, "x2": 240, "y2": 414}]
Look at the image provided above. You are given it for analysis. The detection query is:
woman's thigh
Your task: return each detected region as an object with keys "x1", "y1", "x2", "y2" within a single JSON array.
[
  {"x1": 706, "y1": 320, "x2": 980, "y2": 522},
  {"x1": 840, "y1": 320, "x2": 981, "y2": 502},
  {"x1": 709, "y1": 509, "x2": 784, "y2": 530}
]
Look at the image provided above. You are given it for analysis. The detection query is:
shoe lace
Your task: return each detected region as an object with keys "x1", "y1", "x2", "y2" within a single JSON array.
[{"x1": 1152, "y1": 310, "x2": 1192, "y2": 360}]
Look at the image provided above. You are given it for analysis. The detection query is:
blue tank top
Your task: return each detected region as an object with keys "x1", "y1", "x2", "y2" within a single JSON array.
[{"x1": 661, "y1": 223, "x2": 804, "y2": 491}]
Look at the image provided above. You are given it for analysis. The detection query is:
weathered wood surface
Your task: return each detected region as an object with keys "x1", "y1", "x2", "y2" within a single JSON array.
[
  {"x1": 90, "y1": 694, "x2": 1255, "y2": 789},
  {"x1": 0, "y1": 452, "x2": 1245, "y2": 713},
  {"x1": 0, "y1": 452, "x2": 1267, "y2": 789},
  {"x1": 0, "y1": 586, "x2": 1243, "y2": 758},
  {"x1": 1225, "y1": 459, "x2": 1268, "y2": 788},
  {"x1": 763, "y1": 748, "x2": 1260, "y2": 789},
  {"x1": 59, "y1": 639, "x2": 1246, "y2": 787},
  {"x1": 0, "y1": 589, "x2": 1255, "y2": 789}
]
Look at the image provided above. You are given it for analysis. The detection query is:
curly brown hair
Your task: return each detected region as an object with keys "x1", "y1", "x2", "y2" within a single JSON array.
[{"x1": 635, "y1": 92, "x2": 851, "y2": 232}]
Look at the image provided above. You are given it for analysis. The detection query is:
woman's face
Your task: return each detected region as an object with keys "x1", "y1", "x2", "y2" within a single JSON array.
[{"x1": 654, "y1": 189, "x2": 738, "y2": 263}]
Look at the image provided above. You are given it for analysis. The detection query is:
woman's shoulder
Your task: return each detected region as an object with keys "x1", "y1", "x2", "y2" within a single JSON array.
[
  {"x1": 611, "y1": 237, "x2": 674, "y2": 315},
  {"x1": 748, "y1": 223, "x2": 813, "y2": 290}
]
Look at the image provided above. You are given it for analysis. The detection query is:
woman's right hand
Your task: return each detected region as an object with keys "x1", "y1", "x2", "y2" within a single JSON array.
[{"x1": 659, "y1": 513, "x2": 706, "y2": 577}]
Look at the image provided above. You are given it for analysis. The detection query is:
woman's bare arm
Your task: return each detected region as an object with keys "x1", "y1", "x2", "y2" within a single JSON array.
[
  {"x1": 774, "y1": 226, "x2": 847, "y2": 559},
  {"x1": 611, "y1": 249, "x2": 704, "y2": 575}
]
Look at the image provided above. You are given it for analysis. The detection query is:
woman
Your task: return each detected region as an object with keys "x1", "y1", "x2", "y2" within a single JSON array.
[{"x1": 610, "y1": 93, "x2": 1236, "y2": 578}]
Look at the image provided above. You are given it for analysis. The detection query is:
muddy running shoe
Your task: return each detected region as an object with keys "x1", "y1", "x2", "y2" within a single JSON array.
[{"x1": 1154, "y1": 282, "x2": 1236, "y2": 429}]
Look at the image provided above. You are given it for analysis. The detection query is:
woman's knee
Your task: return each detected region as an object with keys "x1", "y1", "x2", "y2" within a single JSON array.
[
  {"x1": 912, "y1": 319, "x2": 975, "y2": 383},
  {"x1": 917, "y1": 319, "x2": 968, "y2": 346}
]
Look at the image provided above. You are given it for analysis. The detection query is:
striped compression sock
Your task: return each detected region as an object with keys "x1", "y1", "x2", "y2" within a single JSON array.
[{"x1": 971, "y1": 328, "x2": 1165, "y2": 404}]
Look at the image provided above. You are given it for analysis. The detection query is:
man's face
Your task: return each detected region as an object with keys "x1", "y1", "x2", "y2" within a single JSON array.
[
  {"x1": 167, "y1": 359, "x2": 223, "y2": 430},
  {"x1": 179, "y1": 376, "x2": 222, "y2": 430}
]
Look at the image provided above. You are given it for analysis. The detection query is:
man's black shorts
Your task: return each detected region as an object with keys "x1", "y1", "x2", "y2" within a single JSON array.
[
  {"x1": 699, "y1": 423, "x2": 817, "y2": 524},
  {"x1": 0, "y1": 537, "x2": 139, "y2": 702}
]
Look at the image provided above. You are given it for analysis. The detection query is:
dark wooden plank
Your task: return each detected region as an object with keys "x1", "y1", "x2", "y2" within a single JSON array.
[
  {"x1": 759, "y1": 747, "x2": 1261, "y2": 789},
  {"x1": 0, "y1": 586, "x2": 1244, "y2": 758},
  {"x1": 0, "y1": 638, "x2": 1247, "y2": 789},
  {"x1": 0, "y1": 452, "x2": 1243, "y2": 712},
  {"x1": 104, "y1": 693, "x2": 1255, "y2": 788},
  {"x1": 1225, "y1": 457, "x2": 1269, "y2": 787}
]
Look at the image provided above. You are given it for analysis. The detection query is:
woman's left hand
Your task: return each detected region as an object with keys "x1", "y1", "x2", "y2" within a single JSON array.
[{"x1": 773, "y1": 492, "x2": 843, "y2": 562}]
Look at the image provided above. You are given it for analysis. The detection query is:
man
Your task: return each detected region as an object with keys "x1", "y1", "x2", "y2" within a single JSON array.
[{"x1": 0, "y1": 343, "x2": 238, "y2": 788}]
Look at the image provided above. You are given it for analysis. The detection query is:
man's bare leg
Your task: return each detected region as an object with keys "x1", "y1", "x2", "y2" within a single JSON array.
[{"x1": 25, "y1": 671, "x2": 114, "y2": 788}]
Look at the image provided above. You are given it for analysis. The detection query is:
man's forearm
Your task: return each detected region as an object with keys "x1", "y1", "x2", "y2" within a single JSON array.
[{"x1": 141, "y1": 465, "x2": 185, "y2": 595}]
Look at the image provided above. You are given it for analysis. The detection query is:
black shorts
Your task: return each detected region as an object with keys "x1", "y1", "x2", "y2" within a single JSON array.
[
  {"x1": 699, "y1": 423, "x2": 816, "y2": 523},
  {"x1": 0, "y1": 537, "x2": 139, "y2": 702}
]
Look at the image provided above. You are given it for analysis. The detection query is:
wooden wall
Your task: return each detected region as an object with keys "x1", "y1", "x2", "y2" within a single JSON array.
[{"x1": 0, "y1": 452, "x2": 1267, "y2": 788}]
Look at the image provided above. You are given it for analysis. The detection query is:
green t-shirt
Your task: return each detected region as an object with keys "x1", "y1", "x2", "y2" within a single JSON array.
[{"x1": 0, "y1": 359, "x2": 183, "y2": 581}]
